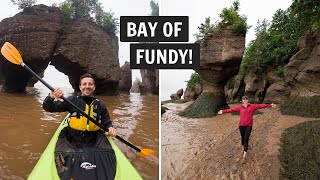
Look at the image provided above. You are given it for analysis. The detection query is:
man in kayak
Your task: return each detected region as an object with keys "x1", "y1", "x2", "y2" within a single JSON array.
[
  {"x1": 217, "y1": 96, "x2": 276, "y2": 159},
  {"x1": 43, "y1": 73, "x2": 117, "y2": 180}
]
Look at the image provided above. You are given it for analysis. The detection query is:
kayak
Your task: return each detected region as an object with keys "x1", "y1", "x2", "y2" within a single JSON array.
[{"x1": 27, "y1": 114, "x2": 142, "y2": 180}]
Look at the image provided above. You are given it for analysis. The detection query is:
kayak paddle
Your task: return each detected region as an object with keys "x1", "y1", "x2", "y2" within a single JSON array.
[{"x1": 1, "y1": 42, "x2": 155, "y2": 157}]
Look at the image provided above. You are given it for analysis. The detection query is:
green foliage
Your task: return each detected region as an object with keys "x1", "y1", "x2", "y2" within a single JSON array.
[
  {"x1": 280, "y1": 96, "x2": 320, "y2": 118},
  {"x1": 70, "y1": 0, "x2": 98, "y2": 19},
  {"x1": 186, "y1": 72, "x2": 203, "y2": 90},
  {"x1": 95, "y1": 5, "x2": 118, "y2": 34},
  {"x1": 274, "y1": 66, "x2": 284, "y2": 78},
  {"x1": 194, "y1": 0, "x2": 248, "y2": 40},
  {"x1": 179, "y1": 92, "x2": 229, "y2": 118},
  {"x1": 194, "y1": 17, "x2": 215, "y2": 40},
  {"x1": 11, "y1": 0, "x2": 36, "y2": 9},
  {"x1": 59, "y1": 0, "x2": 74, "y2": 22},
  {"x1": 278, "y1": 120, "x2": 320, "y2": 180},
  {"x1": 150, "y1": 0, "x2": 159, "y2": 16},
  {"x1": 238, "y1": 0, "x2": 320, "y2": 78},
  {"x1": 58, "y1": 0, "x2": 118, "y2": 35},
  {"x1": 217, "y1": 0, "x2": 249, "y2": 34}
]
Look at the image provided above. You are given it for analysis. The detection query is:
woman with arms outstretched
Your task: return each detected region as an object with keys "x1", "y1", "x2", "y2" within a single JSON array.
[{"x1": 218, "y1": 96, "x2": 276, "y2": 158}]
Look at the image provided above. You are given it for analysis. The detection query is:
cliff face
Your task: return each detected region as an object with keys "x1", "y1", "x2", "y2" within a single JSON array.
[
  {"x1": 0, "y1": 5, "x2": 120, "y2": 94},
  {"x1": 284, "y1": 29, "x2": 320, "y2": 96},
  {"x1": 225, "y1": 28, "x2": 320, "y2": 103}
]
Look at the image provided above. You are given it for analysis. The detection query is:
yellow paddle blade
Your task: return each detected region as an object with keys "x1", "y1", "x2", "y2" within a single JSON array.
[
  {"x1": 1, "y1": 42, "x2": 23, "y2": 65},
  {"x1": 139, "y1": 148, "x2": 155, "y2": 157}
]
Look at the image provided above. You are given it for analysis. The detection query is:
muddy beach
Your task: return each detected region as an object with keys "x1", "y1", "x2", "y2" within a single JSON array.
[{"x1": 161, "y1": 102, "x2": 317, "y2": 179}]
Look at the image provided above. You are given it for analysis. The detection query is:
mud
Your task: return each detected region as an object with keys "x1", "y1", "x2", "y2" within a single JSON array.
[{"x1": 161, "y1": 102, "x2": 317, "y2": 179}]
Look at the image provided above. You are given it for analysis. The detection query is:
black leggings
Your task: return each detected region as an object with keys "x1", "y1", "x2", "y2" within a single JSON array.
[{"x1": 239, "y1": 126, "x2": 252, "y2": 152}]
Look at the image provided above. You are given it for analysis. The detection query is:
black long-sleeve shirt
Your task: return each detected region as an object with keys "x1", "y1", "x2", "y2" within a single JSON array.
[{"x1": 43, "y1": 95, "x2": 113, "y2": 130}]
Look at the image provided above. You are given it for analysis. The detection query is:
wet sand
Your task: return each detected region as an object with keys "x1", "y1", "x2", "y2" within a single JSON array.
[{"x1": 161, "y1": 102, "x2": 318, "y2": 179}]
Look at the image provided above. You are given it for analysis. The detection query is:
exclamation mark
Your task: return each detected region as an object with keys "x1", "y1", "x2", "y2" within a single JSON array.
[{"x1": 189, "y1": 49, "x2": 193, "y2": 64}]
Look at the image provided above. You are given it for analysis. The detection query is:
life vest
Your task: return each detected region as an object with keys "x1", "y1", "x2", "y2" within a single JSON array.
[{"x1": 69, "y1": 100, "x2": 101, "y2": 131}]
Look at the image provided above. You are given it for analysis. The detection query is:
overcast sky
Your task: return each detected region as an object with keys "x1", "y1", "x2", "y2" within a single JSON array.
[
  {"x1": 0, "y1": 0, "x2": 293, "y2": 94},
  {"x1": 0, "y1": 0, "x2": 153, "y2": 87},
  {"x1": 160, "y1": 0, "x2": 292, "y2": 101}
]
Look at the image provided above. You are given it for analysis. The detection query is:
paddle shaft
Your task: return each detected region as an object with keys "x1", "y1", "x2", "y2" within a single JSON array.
[{"x1": 21, "y1": 62, "x2": 142, "y2": 153}]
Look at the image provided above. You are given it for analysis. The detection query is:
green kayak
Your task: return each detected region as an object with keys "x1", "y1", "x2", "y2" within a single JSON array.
[{"x1": 28, "y1": 115, "x2": 142, "y2": 180}]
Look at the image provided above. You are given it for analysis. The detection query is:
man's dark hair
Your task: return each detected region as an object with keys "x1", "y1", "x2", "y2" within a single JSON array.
[{"x1": 79, "y1": 73, "x2": 95, "y2": 85}]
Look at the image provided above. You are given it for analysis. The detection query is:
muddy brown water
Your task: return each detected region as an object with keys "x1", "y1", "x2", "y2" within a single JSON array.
[{"x1": 0, "y1": 86, "x2": 159, "y2": 179}]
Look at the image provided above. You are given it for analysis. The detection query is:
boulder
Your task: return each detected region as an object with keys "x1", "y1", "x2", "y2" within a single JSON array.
[
  {"x1": 264, "y1": 83, "x2": 291, "y2": 103},
  {"x1": 170, "y1": 88, "x2": 183, "y2": 100}
]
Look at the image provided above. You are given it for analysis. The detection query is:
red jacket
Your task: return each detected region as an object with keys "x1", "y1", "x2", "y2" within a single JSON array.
[{"x1": 222, "y1": 104, "x2": 272, "y2": 126}]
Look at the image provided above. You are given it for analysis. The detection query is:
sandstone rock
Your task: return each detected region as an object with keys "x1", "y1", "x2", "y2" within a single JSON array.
[
  {"x1": 0, "y1": 4, "x2": 63, "y2": 92},
  {"x1": 140, "y1": 69, "x2": 158, "y2": 94},
  {"x1": 119, "y1": 61, "x2": 132, "y2": 92},
  {"x1": 194, "y1": 83, "x2": 203, "y2": 96},
  {"x1": 196, "y1": 29, "x2": 245, "y2": 94},
  {"x1": 184, "y1": 87, "x2": 196, "y2": 100},
  {"x1": 244, "y1": 70, "x2": 266, "y2": 102},
  {"x1": 181, "y1": 29, "x2": 245, "y2": 117},
  {"x1": 130, "y1": 82, "x2": 140, "y2": 93},
  {"x1": 170, "y1": 88, "x2": 184, "y2": 100},
  {"x1": 264, "y1": 83, "x2": 291, "y2": 103},
  {"x1": 51, "y1": 18, "x2": 119, "y2": 94},
  {"x1": 284, "y1": 29, "x2": 320, "y2": 96},
  {"x1": 184, "y1": 83, "x2": 203, "y2": 100},
  {"x1": 0, "y1": 5, "x2": 120, "y2": 94},
  {"x1": 297, "y1": 32, "x2": 315, "y2": 49}
]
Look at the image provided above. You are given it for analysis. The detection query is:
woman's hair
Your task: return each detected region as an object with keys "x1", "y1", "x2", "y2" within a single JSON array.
[
  {"x1": 242, "y1": 96, "x2": 249, "y2": 100},
  {"x1": 79, "y1": 73, "x2": 95, "y2": 85}
]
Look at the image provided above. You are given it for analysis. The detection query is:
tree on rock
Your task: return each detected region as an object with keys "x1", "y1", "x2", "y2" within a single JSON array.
[
  {"x1": 58, "y1": 0, "x2": 118, "y2": 35},
  {"x1": 179, "y1": 1, "x2": 247, "y2": 118},
  {"x1": 11, "y1": 0, "x2": 37, "y2": 9}
]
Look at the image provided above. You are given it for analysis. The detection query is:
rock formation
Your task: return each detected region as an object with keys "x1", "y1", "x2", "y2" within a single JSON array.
[
  {"x1": 225, "y1": 28, "x2": 320, "y2": 103},
  {"x1": 119, "y1": 61, "x2": 132, "y2": 92},
  {"x1": 184, "y1": 83, "x2": 203, "y2": 100},
  {"x1": 284, "y1": 29, "x2": 320, "y2": 97},
  {"x1": 0, "y1": 5, "x2": 119, "y2": 94},
  {"x1": 264, "y1": 83, "x2": 291, "y2": 103},
  {"x1": 170, "y1": 89, "x2": 183, "y2": 100},
  {"x1": 140, "y1": 69, "x2": 158, "y2": 94},
  {"x1": 130, "y1": 79, "x2": 141, "y2": 93},
  {"x1": 180, "y1": 29, "x2": 245, "y2": 117},
  {"x1": 243, "y1": 70, "x2": 267, "y2": 102},
  {"x1": 0, "y1": 5, "x2": 63, "y2": 92}
]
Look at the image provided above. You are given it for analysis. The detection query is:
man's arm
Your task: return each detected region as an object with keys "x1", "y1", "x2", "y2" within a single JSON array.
[
  {"x1": 43, "y1": 88, "x2": 73, "y2": 112},
  {"x1": 43, "y1": 95, "x2": 71, "y2": 112}
]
